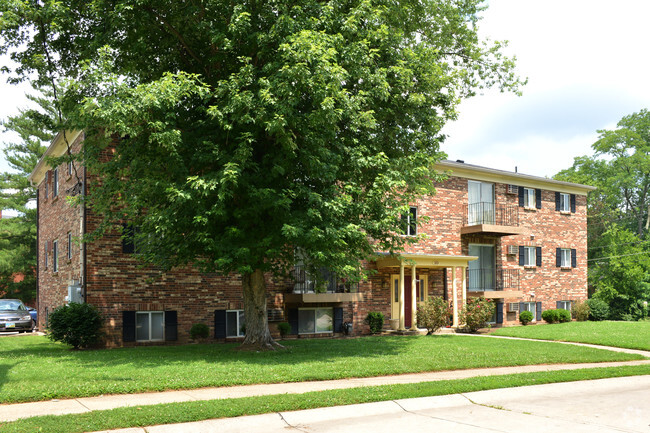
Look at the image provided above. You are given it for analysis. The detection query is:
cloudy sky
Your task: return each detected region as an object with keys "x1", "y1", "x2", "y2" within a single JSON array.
[{"x1": 1, "y1": 0, "x2": 649, "y2": 179}]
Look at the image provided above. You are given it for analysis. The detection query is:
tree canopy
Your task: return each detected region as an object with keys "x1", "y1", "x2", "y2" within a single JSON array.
[{"x1": 1, "y1": 0, "x2": 524, "y2": 348}]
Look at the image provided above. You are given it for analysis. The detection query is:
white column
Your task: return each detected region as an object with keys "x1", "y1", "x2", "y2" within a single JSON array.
[
  {"x1": 461, "y1": 266, "x2": 467, "y2": 327},
  {"x1": 452, "y1": 266, "x2": 459, "y2": 327},
  {"x1": 410, "y1": 264, "x2": 417, "y2": 330},
  {"x1": 399, "y1": 261, "x2": 405, "y2": 330}
]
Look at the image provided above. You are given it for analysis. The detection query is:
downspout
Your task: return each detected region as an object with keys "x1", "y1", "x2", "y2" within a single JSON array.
[
  {"x1": 81, "y1": 145, "x2": 87, "y2": 302},
  {"x1": 35, "y1": 187, "x2": 40, "y2": 323}
]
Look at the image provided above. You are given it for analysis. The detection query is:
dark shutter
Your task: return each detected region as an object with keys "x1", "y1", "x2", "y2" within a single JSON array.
[
  {"x1": 214, "y1": 310, "x2": 226, "y2": 339},
  {"x1": 570, "y1": 194, "x2": 576, "y2": 213},
  {"x1": 571, "y1": 249, "x2": 577, "y2": 268},
  {"x1": 496, "y1": 302, "x2": 503, "y2": 324},
  {"x1": 535, "y1": 189, "x2": 542, "y2": 209},
  {"x1": 288, "y1": 308, "x2": 299, "y2": 335},
  {"x1": 555, "y1": 192, "x2": 560, "y2": 211},
  {"x1": 123, "y1": 311, "x2": 136, "y2": 342},
  {"x1": 519, "y1": 246, "x2": 525, "y2": 266},
  {"x1": 333, "y1": 307, "x2": 343, "y2": 333},
  {"x1": 518, "y1": 186, "x2": 524, "y2": 207},
  {"x1": 122, "y1": 224, "x2": 135, "y2": 254},
  {"x1": 556, "y1": 301, "x2": 562, "y2": 308},
  {"x1": 556, "y1": 248, "x2": 562, "y2": 267},
  {"x1": 536, "y1": 247, "x2": 542, "y2": 267},
  {"x1": 164, "y1": 311, "x2": 178, "y2": 341},
  {"x1": 536, "y1": 302, "x2": 542, "y2": 321}
]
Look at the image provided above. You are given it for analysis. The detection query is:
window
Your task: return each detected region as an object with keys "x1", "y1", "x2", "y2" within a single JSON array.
[
  {"x1": 52, "y1": 240, "x2": 58, "y2": 272},
  {"x1": 67, "y1": 160, "x2": 73, "y2": 176},
  {"x1": 402, "y1": 207, "x2": 417, "y2": 236},
  {"x1": 45, "y1": 171, "x2": 49, "y2": 198},
  {"x1": 555, "y1": 192, "x2": 576, "y2": 213},
  {"x1": 67, "y1": 233, "x2": 72, "y2": 260},
  {"x1": 523, "y1": 188, "x2": 535, "y2": 208},
  {"x1": 559, "y1": 248, "x2": 571, "y2": 267},
  {"x1": 226, "y1": 310, "x2": 245, "y2": 337},
  {"x1": 136, "y1": 311, "x2": 164, "y2": 341},
  {"x1": 521, "y1": 302, "x2": 537, "y2": 321},
  {"x1": 53, "y1": 168, "x2": 59, "y2": 198},
  {"x1": 298, "y1": 308, "x2": 333, "y2": 334},
  {"x1": 523, "y1": 246, "x2": 535, "y2": 266},
  {"x1": 559, "y1": 193, "x2": 570, "y2": 212},
  {"x1": 557, "y1": 300, "x2": 572, "y2": 311},
  {"x1": 44, "y1": 241, "x2": 49, "y2": 269},
  {"x1": 468, "y1": 180, "x2": 495, "y2": 225},
  {"x1": 556, "y1": 247, "x2": 576, "y2": 268}
]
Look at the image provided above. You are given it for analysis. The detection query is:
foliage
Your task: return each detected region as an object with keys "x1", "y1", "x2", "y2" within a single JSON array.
[
  {"x1": 189, "y1": 323, "x2": 210, "y2": 340},
  {"x1": 572, "y1": 301, "x2": 590, "y2": 322},
  {"x1": 541, "y1": 309, "x2": 559, "y2": 324},
  {"x1": 586, "y1": 298, "x2": 610, "y2": 321},
  {"x1": 364, "y1": 312, "x2": 385, "y2": 334},
  {"x1": 557, "y1": 309, "x2": 571, "y2": 323},
  {"x1": 0, "y1": 0, "x2": 523, "y2": 349},
  {"x1": 416, "y1": 296, "x2": 452, "y2": 334},
  {"x1": 277, "y1": 322, "x2": 291, "y2": 338},
  {"x1": 47, "y1": 303, "x2": 103, "y2": 349},
  {"x1": 459, "y1": 297, "x2": 493, "y2": 332},
  {"x1": 519, "y1": 310, "x2": 533, "y2": 326}
]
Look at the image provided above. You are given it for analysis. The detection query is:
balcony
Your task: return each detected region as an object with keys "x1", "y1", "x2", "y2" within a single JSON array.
[
  {"x1": 461, "y1": 202, "x2": 527, "y2": 236},
  {"x1": 466, "y1": 268, "x2": 522, "y2": 299},
  {"x1": 284, "y1": 267, "x2": 364, "y2": 303}
]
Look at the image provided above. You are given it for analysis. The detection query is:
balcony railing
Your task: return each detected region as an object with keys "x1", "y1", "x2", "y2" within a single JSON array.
[
  {"x1": 292, "y1": 266, "x2": 359, "y2": 294},
  {"x1": 467, "y1": 268, "x2": 519, "y2": 292},
  {"x1": 464, "y1": 202, "x2": 519, "y2": 227}
]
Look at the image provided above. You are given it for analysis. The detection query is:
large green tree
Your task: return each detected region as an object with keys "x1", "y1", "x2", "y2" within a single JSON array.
[{"x1": 1, "y1": 0, "x2": 523, "y2": 349}]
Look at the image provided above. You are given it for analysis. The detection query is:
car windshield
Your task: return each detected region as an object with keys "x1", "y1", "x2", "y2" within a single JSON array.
[{"x1": 0, "y1": 300, "x2": 25, "y2": 311}]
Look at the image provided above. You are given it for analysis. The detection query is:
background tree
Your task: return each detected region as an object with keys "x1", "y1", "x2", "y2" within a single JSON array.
[
  {"x1": 0, "y1": 88, "x2": 56, "y2": 302},
  {"x1": 1, "y1": 0, "x2": 523, "y2": 349},
  {"x1": 556, "y1": 109, "x2": 650, "y2": 319}
]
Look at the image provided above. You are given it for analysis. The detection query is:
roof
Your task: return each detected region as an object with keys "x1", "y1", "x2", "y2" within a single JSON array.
[
  {"x1": 29, "y1": 130, "x2": 83, "y2": 186},
  {"x1": 435, "y1": 160, "x2": 596, "y2": 195}
]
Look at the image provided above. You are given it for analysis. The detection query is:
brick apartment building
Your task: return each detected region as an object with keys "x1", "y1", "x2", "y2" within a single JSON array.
[{"x1": 30, "y1": 131, "x2": 594, "y2": 347}]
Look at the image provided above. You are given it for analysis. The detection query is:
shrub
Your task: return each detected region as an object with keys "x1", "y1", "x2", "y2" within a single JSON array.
[
  {"x1": 519, "y1": 310, "x2": 533, "y2": 325},
  {"x1": 572, "y1": 301, "x2": 590, "y2": 321},
  {"x1": 587, "y1": 298, "x2": 610, "y2": 321},
  {"x1": 417, "y1": 296, "x2": 452, "y2": 334},
  {"x1": 557, "y1": 308, "x2": 571, "y2": 323},
  {"x1": 277, "y1": 322, "x2": 291, "y2": 338},
  {"x1": 542, "y1": 309, "x2": 559, "y2": 324},
  {"x1": 190, "y1": 323, "x2": 210, "y2": 340},
  {"x1": 364, "y1": 311, "x2": 385, "y2": 334},
  {"x1": 47, "y1": 303, "x2": 103, "y2": 349},
  {"x1": 459, "y1": 297, "x2": 493, "y2": 333}
]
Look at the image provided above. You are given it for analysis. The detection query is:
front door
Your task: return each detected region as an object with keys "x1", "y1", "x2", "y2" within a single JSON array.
[{"x1": 468, "y1": 244, "x2": 495, "y2": 291}]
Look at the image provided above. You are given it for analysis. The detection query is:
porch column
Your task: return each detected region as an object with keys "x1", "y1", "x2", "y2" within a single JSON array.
[
  {"x1": 461, "y1": 266, "x2": 467, "y2": 326},
  {"x1": 399, "y1": 261, "x2": 405, "y2": 330},
  {"x1": 452, "y1": 266, "x2": 459, "y2": 327},
  {"x1": 410, "y1": 264, "x2": 417, "y2": 330}
]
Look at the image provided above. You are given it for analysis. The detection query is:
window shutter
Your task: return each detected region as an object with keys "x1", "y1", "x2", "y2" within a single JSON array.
[
  {"x1": 571, "y1": 249, "x2": 577, "y2": 268},
  {"x1": 518, "y1": 246, "x2": 525, "y2": 266},
  {"x1": 122, "y1": 224, "x2": 135, "y2": 254},
  {"x1": 164, "y1": 310, "x2": 178, "y2": 341},
  {"x1": 535, "y1": 189, "x2": 542, "y2": 209},
  {"x1": 536, "y1": 302, "x2": 542, "y2": 321},
  {"x1": 496, "y1": 302, "x2": 503, "y2": 324},
  {"x1": 555, "y1": 192, "x2": 560, "y2": 211},
  {"x1": 288, "y1": 308, "x2": 299, "y2": 335},
  {"x1": 556, "y1": 301, "x2": 562, "y2": 309},
  {"x1": 123, "y1": 311, "x2": 136, "y2": 342},
  {"x1": 333, "y1": 307, "x2": 343, "y2": 333},
  {"x1": 570, "y1": 194, "x2": 576, "y2": 213},
  {"x1": 536, "y1": 247, "x2": 542, "y2": 267},
  {"x1": 518, "y1": 186, "x2": 524, "y2": 207},
  {"x1": 556, "y1": 248, "x2": 562, "y2": 267},
  {"x1": 214, "y1": 310, "x2": 226, "y2": 339}
]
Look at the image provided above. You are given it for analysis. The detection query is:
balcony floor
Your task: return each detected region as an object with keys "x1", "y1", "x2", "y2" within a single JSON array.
[{"x1": 461, "y1": 224, "x2": 528, "y2": 236}]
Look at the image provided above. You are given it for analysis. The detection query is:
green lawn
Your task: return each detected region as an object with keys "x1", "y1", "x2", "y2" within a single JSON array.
[
  {"x1": 2, "y1": 364, "x2": 649, "y2": 433},
  {"x1": 491, "y1": 321, "x2": 650, "y2": 351},
  {"x1": 0, "y1": 334, "x2": 643, "y2": 404}
]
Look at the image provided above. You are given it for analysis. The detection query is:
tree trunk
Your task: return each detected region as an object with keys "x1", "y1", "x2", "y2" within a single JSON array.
[{"x1": 239, "y1": 268, "x2": 283, "y2": 351}]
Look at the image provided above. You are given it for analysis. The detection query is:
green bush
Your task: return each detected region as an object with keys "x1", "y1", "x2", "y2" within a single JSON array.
[
  {"x1": 459, "y1": 297, "x2": 493, "y2": 333},
  {"x1": 572, "y1": 301, "x2": 590, "y2": 321},
  {"x1": 587, "y1": 298, "x2": 610, "y2": 321},
  {"x1": 542, "y1": 309, "x2": 559, "y2": 324},
  {"x1": 190, "y1": 323, "x2": 210, "y2": 340},
  {"x1": 519, "y1": 310, "x2": 533, "y2": 325},
  {"x1": 47, "y1": 303, "x2": 103, "y2": 349},
  {"x1": 364, "y1": 311, "x2": 385, "y2": 334},
  {"x1": 557, "y1": 308, "x2": 571, "y2": 323},
  {"x1": 277, "y1": 322, "x2": 291, "y2": 338},
  {"x1": 417, "y1": 296, "x2": 452, "y2": 334}
]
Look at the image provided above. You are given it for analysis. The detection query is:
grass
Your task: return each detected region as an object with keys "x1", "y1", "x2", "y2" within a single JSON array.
[
  {"x1": 0, "y1": 334, "x2": 644, "y2": 404},
  {"x1": 491, "y1": 321, "x2": 650, "y2": 351},
  {"x1": 1, "y1": 364, "x2": 649, "y2": 433}
]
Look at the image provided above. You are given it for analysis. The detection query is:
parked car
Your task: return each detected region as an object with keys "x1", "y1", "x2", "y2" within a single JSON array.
[
  {"x1": 0, "y1": 299, "x2": 34, "y2": 333},
  {"x1": 27, "y1": 307, "x2": 37, "y2": 328}
]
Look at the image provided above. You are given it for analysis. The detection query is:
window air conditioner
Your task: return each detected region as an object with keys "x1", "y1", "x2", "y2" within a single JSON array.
[
  {"x1": 507, "y1": 184, "x2": 518, "y2": 195},
  {"x1": 508, "y1": 303, "x2": 519, "y2": 312},
  {"x1": 507, "y1": 245, "x2": 518, "y2": 255}
]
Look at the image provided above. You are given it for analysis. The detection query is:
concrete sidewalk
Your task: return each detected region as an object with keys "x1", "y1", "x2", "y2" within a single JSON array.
[{"x1": 1, "y1": 337, "x2": 648, "y2": 425}]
